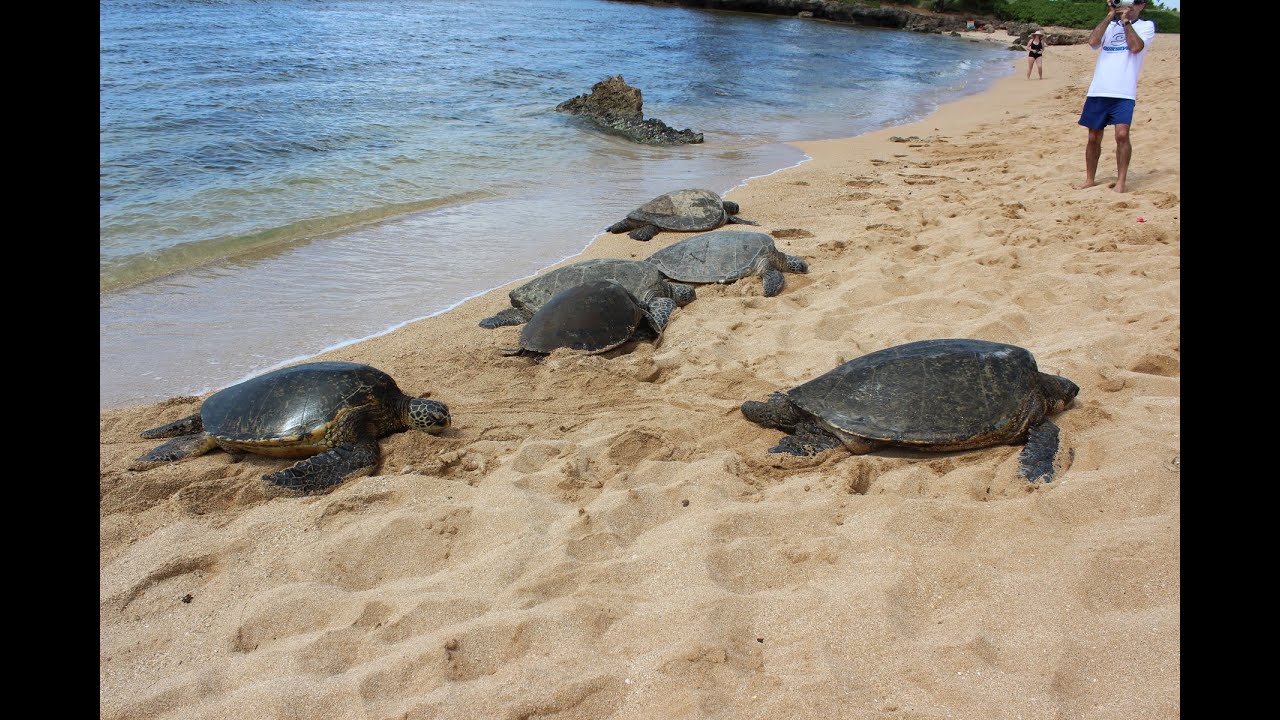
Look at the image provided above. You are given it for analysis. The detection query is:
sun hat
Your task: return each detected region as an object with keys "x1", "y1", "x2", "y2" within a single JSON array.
[{"x1": 1031, "y1": 29, "x2": 1044, "y2": 35}]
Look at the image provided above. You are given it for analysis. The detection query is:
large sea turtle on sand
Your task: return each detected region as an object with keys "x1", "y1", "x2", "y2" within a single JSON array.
[
  {"x1": 607, "y1": 188, "x2": 758, "y2": 241},
  {"x1": 131, "y1": 361, "x2": 451, "y2": 494},
  {"x1": 740, "y1": 339, "x2": 1079, "y2": 482},
  {"x1": 645, "y1": 229, "x2": 809, "y2": 297},
  {"x1": 504, "y1": 279, "x2": 671, "y2": 356},
  {"x1": 479, "y1": 258, "x2": 695, "y2": 329}
]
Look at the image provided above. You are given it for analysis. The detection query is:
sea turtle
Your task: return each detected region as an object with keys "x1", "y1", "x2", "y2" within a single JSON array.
[
  {"x1": 739, "y1": 339, "x2": 1079, "y2": 483},
  {"x1": 479, "y1": 258, "x2": 695, "y2": 329},
  {"x1": 131, "y1": 361, "x2": 451, "y2": 494},
  {"x1": 645, "y1": 229, "x2": 809, "y2": 297},
  {"x1": 504, "y1": 279, "x2": 670, "y2": 356},
  {"x1": 607, "y1": 188, "x2": 758, "y2": 241}
]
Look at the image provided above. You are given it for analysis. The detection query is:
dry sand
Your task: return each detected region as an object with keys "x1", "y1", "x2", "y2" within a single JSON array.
[{"x1": 100, "y1": 32, "x2": 1180, "y2": 720}]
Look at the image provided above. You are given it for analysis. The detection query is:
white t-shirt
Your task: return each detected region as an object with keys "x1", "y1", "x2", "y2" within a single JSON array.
[{"x1": 1085, "y1": 19, "x2": 1157, "y2": 100}]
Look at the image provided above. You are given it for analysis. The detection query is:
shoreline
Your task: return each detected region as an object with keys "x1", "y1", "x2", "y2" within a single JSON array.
[
  {"x1": 102, "y1": 34, "x2": 1180, "y2": 720},
  {"x1": 99, "y1": 35, "x2": 1010, "y2": 414}
]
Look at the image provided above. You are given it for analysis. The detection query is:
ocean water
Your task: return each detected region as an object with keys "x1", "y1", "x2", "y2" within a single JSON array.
[{"x1": 100, "y1": 0, "x2": 1012, "y2": 411}]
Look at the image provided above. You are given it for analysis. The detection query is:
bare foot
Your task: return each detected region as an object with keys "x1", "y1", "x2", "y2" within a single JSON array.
[
  {"x1": 1076, "y1": 180, "x2": 1098, "y2": 190},
  {"x1": 1110, "y1": 184, "x2": 1127, "y2": 193}
]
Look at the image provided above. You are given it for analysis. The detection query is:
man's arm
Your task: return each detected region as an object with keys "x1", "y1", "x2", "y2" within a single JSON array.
[
  {"x1": 1086, "y1": 3, "x2": 1119, "y2": 49},
  {"x1": 1116, "y1": 5, "x2": 1147, "y2": 53},
  {"x1": 1119, "y1": 22, "x2": 1145, "y2": 53}
]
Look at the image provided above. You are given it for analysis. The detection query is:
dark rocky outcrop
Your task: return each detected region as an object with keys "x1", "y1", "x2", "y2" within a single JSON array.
[
  {"x1": 1008, "y1": 24, "x2": 1087, "y2": 46},
  {"x1": 556, "y1": 76, "x2": 703, "y2": 146},
  {"x1": 608, "y1": 1, "x2": 1089, "y2": 43},
  {"x1": 610, "y1": 0, "x2": 962, "y2": 33}
]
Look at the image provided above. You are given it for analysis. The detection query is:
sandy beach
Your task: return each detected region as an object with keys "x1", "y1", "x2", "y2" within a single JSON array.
[{"x1": 100, "y1": 30, "x2": 1180, "y2": 720}]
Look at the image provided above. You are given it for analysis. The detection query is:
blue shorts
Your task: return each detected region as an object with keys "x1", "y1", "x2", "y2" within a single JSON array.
[{"x1": 1078, "y1": 96, "x2": 1135, "y2": 129}]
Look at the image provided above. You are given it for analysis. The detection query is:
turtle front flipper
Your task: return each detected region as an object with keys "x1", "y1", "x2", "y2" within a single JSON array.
[
  {"x1": 265, "y1": 439, "x2": 380, "y2": 494},
  {"x1": 140, "y1": 412, "x2": 204, "y2": 439},
  {"x1": 770, "y1": 423, "x2": 846, "y2": 456},
  {"x1": 131, "y1": 432, "x2": 221, "y2": 470},
  {"x1": 644, "y1": 297, "x2": 676, "y2": 333},
  {"x1": 479, "y1": 308, "x2": 530, "y2": 329},
  {"x1": 761, "y1": 269, "x2": 785, "y2": 297},
  {"x1": 1018, "y1": 419, "x2": 1064, "y2": 483},
  {"x1": 727, "y1": 215, "x2": 760, "y2": 226},
  {"x1": 629, "y1": 225, "x2": 659, "y2": 241},
  {"x1": 784, "y1": 254, "x2": 809, "y2": 273}
]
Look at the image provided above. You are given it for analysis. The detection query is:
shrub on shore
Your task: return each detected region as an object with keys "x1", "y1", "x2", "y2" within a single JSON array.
[{"x1": 987, "y1": 0, "x2": 1180, "y2": 33}]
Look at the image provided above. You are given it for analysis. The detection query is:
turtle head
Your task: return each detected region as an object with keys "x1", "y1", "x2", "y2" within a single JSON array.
[
  {"x1": 667, "y1": 282, "x2": 697, "y2": 307},
  {"x1": 1039, "y1": 373, "x2": 1079, "y2": 413},
  {"x1": 406, "y1": 397, "x2": 451, "y2": 433},
  {"x1": 741, "y1": 391, "x2": 805, "y2": 431},
  {"x1": 784, "y1": 254, "x2": 809, "y2": 274},
  {"x1": 722, "y1": 200, "x2": 741, "y2": 215}
]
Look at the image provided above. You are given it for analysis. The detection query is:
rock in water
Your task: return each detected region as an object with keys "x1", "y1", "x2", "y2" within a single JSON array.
[{"x1": 556, "y1": 75, "x2": 703, "y2": 146}]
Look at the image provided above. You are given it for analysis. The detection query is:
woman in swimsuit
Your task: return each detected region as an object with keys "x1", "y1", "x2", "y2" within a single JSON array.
[{"x1": 1026, "y1": 29, "x2": 1045, "y2": 79}]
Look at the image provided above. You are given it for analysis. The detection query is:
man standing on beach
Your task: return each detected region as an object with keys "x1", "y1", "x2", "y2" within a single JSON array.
[{"x1": 1077, "y1": 0, "x2": 1156, "y2": 193}]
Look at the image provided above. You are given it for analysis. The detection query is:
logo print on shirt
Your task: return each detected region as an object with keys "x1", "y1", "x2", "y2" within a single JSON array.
[{"x1": 1103, "y1": 28, "x2": 1130, "y2": 51}]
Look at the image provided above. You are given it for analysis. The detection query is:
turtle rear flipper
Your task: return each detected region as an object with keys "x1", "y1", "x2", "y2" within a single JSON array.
[
  {"x1": 1017, "y1": 419, "x2": 1063, "y2": 483},
  {"x1": 479, "y1": 307, "x2": 530, "y2": 329},
  {"x1": 727, "y1": 216, "x2": 759, "y2": 226},
  {"x1": 140, "y1": 412, "x2": 204, "y2": 439},
  {"x1": 131, "y1": 432, "x2": 220, "y2": 470},
  {"x1": 629, "y1": 225, "x2": 660, "y2": 242},
  {"x1": 265, "y1": 440, "x2": 380, "y2": 494}
]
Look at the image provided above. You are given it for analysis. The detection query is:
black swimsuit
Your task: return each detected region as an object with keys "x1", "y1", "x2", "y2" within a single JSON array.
[{"x1": 1029, "y1": 40, "x2": 1043, "y2": 59}]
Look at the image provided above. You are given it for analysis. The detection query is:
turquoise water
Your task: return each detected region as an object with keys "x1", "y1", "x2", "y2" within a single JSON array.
[{"x1": 100, "y1": 0, "x2": 1012, "y2": 410}]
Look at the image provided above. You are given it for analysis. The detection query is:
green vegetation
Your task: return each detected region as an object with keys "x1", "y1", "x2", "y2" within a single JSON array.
[
  {"x1": 920, "y1": 1, "x2": 1180, "y2": 33},
  {"x1": 922, "y1": 1, "x2": 1001, "y2": 13},
  {"x1": 830, "y1": 1, "x2": 1180, "y2": 33},
  {"x1": 991, "y1": 1, "x2": 1179, "y2": 33}
]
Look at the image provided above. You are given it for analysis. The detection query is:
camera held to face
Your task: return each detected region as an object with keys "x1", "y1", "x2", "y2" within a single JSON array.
[{"x1": 1110, "y1": 0, "x2": 1135, "y2": 7}]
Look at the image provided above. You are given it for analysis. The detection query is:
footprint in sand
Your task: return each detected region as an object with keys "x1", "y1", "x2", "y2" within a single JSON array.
[
  {"x1": 117, "y1": 554, "x2": 219, "y2": 612},
  {"x1": 305, "y1": 508, "x2": 475, "y2": 591},
  {"x1": 900, "y1": 174, "x2": 945, "y2": 185},
  {"x1": 770, "y1": 228, "x2": 814, "y2": 239},
  {"x1": 865, "y1": 223, "x2": 908, "y2": 237},
  {"x1": 1129, "y1": 353, "x2": 1179, "y2": 377},
  {"x1": 1149, "y1": 191, "x2": 1180, "y2": 209}
]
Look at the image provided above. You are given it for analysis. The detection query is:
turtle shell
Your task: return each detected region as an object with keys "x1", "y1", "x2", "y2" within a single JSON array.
[
  {"x1": 511, "y1": 259, "x2": 674, "y2": 315},
  {"x1": 627, "y1": 189, "x2": 727, "y2": 231},
  {"x1": 200, "y1": 361, "x2": 403, "y2": 455},
  {"x1": 518, "y1": 280, "x2": 648, "y2": 354},
  {"x1": 646, "y1": 230, "x2": 779, "y2": 284},
  {"x1": 788, "y1": 339, "x2": 1047, "y2": 447}
]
